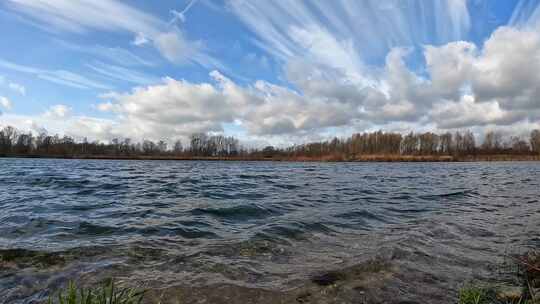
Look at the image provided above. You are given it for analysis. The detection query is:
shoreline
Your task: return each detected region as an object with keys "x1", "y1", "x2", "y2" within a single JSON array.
[{"x1": 1, "y1": 154, "x2": 540, "y2": 162}]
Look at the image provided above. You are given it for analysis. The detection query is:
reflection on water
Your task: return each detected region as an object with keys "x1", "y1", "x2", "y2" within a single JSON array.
[{"x1": 1, "y1": 159, "x2": 539, "y2": 303}]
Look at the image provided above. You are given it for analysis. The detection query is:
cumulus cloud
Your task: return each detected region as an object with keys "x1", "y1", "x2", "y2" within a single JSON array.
[
  {"x1": 424, "y1": 41, "x2": 477, "y2": 100},
  {"x1": 0, "y1": 96, "x2": 13, "y2": 110},
  {"x1": 430, "y1": 95, "x2": 522, "y2": 129},
  {"x1": 471, "y1": 27, "x2": 540, "y2": 111},
  {"x1": 0, "y1": 104, "x2": 123, "y2": 141},
  {"x1": 96, "y1": 73, "x2": 240, "y2": 139},
  {"x1": 44, "y1": 104, "x2": 72, "y2": 119},
  {"x1": 96, "y1": 71, "x2": 353, "y2": 138},
  {"x1": 0, "y1": 112, "x2": 120, "y2": 142},
  {"x1": 96, "y1": 102, "x2": 116, "y2": 112}
]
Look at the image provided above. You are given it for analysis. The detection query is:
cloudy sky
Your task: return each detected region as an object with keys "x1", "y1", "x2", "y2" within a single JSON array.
[{"x1": 1, "y1": 0, "x2": 540, "y2": 146}]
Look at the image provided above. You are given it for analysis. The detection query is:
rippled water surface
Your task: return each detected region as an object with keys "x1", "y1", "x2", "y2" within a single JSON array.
[{"x1": 1, "y1": 159, "x2": 540, "y2": 303}]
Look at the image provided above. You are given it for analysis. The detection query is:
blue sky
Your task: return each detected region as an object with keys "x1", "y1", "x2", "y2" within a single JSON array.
[{"x1": 1, "y1": 0, "x2": 540, "y2": 146}]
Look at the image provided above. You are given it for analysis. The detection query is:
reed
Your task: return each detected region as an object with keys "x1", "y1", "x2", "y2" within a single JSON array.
[{"x1": 47, "y1": 279, "x2": 145, "y2": 304}]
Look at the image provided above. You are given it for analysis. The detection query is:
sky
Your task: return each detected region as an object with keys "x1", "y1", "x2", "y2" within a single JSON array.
[{"x1": 1, "y1": 0, "x2": 540, "y2": 147}]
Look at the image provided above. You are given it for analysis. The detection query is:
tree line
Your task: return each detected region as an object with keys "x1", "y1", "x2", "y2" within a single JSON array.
[
  {"x1": 1, "y1": 125, "x2": 540, "y2": 159},
  {"x1": 0, "y1": 126, "x2": 247, "y2": 157},
  {"x1": 275, "y1": 130, "x2": 540, "y2": 159}
]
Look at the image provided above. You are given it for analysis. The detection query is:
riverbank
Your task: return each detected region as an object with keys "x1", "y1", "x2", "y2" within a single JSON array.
[
  {"x1": 40, "y1": 250, "x2": 540, "y2": 304},
  {"x1": 1, "y1": 153, "x2": 540, "y2": 162},
  {"x1": 458, "y1": 250, "x2": 540, "y2": 304}
]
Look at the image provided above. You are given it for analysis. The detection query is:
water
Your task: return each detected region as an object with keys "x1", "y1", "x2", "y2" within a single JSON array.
[{"x1": 1, "y1": 159, "x2": 539, "y2": 303}]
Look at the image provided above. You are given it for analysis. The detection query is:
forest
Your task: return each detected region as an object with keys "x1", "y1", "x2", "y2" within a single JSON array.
[{"x1": 1, "y1": 125, "x2": 540, "y2": 161}]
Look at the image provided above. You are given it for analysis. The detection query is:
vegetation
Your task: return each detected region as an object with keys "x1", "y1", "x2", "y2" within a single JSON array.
[
  {"x1": 1, "y1": 125, "x2": 540, "y2": 161},
  {"x1": 47, "y1": 280, "x2": 145, "y2": 304},
  {"x1": 458, "y1": 251, "x2": 540, "y2": 304},
  {"x1": 458, "y1": 285, "x2": 491, "y2": 304}
]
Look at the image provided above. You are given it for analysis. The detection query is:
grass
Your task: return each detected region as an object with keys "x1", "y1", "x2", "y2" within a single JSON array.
[
  {"x1": 47, "y1": 279, "x2": 145, "y2": 304},
  {"x1": 459, "y1": 250, "x2": 540, "y2": 304},
  {"x1": 459, "y1": 285, "x2": 490, "y2": 304},
  {"x1": 458, "y1": 285, "x2": 535, "y2": 304}
]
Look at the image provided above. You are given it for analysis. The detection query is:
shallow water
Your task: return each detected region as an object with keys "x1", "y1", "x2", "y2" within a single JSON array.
[{"x1": 1, "y1": 159, "x2": 539, "y2": 303}]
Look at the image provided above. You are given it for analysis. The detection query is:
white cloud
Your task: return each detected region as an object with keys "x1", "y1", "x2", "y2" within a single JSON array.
[
  {"x1": 153, "y1": 30, "x2": 200, "y2": 64},
  {"x1": 0, "y1": 112, "x2": 120, "y2": 142},
  {"x1": 96, "y1": 102, "x2": 116, "y2": 112},
  {"x1": 8, "y1": 82, "x2": 26, "y2": 95},
  {"x1": 44, "y1": 104, "x2": 72, "y2": 119},
  {"x1": 430, "y1": 95, "x2": 520, "y2": 129},
  {"x1": 96, "y1": 74, "x2": 238, "y2": 139},
  {"x1": 0, "y1": 96, "x2": 13, "y2": 110},
  {"x1": 132, "y1": 32, "x2": 150, "y2": 46},
  {"x1": 471, "y1": 27, "x2": 540, "y2": 111},
  {"x1": 90, "y1": 68, "x2": 375, "y2": 140},
  {"x1": 424, "y1": 41, "x2": 477, "y2": 100}
]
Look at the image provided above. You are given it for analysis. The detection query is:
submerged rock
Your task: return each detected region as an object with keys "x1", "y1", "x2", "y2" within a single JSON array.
[
  {"x1": 496, "y1": 285, "x2": 523, "y2": 301},
  {"x1": 0, "y1": 248, "x2": 65, "y2": 268}
]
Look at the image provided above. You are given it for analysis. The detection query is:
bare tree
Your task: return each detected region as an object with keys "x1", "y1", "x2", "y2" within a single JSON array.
[
  {"x1": 511, "y1": 136, "x2": 530, "y2": 154},
  {"x1": 463, "y1": 131, "x2": 476, "y2": 154},
  {"x1": 439, "y1": 132, "x2": 453, "y2": 155},
  {"x1": 531, "y1": 130, "x2": 540, "y2": 154},
  {"x1": 173, "y1": 140, "x2": 184, "y2": 156},
  {"x1": 482, "y1": 131, "x2": 502, "y2": 153}
]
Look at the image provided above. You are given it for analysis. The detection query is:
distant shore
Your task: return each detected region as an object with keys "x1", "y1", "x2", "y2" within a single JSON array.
[{"x1": 2, "y1": 154, "x2": 539, "y2": 162}]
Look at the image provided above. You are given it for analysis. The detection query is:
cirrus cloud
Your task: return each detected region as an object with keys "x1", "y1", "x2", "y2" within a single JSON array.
[{"x1": 5, "y1": 0, "x2": 220, "y2": 68}]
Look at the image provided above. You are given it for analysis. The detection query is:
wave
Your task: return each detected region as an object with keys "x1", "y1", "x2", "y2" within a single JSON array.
[
  {"x1": 335, "y1": 210, "x2": 384, "y2": 221},
  {"x1": 420, "y1": 189, "x2": 478, "y2": 200},
  {"x1": 191, "y1": 204, "x2": 280, "y2": 220}
]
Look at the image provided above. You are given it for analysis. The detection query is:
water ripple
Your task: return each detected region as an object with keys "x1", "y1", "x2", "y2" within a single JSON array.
[{"x1": 0, "y1": 159, "x2": 539, "y2": 303}]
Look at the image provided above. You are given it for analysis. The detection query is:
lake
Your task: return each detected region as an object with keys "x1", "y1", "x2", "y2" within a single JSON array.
[{"x1": 1, "y1": 159, "x2": 539, "y2": 303}]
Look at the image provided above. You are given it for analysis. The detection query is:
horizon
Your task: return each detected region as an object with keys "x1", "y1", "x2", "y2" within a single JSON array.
[
  {"x1": 2, "y1": 123, "x2": 539, "y2": 156},
  {"x1": 1, "y1": 0, "x2": 540, "y2": 148}
]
